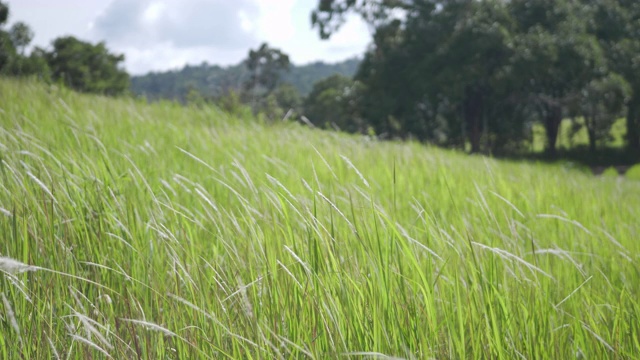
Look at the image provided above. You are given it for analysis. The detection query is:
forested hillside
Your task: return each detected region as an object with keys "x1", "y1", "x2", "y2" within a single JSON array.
[{"x1": 130, "y1": 57, "x2": 360, "y2": 101}]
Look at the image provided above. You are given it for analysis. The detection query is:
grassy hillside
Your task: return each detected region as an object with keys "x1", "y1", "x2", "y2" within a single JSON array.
[{"x1": 1, "y1": 79, "x2": 639, "y2": 359}]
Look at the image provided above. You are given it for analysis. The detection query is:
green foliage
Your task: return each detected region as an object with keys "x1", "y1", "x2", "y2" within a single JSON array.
[
  {"x1": 0, "y1": 1, "x2": 7, "y2": 25},
  {"x1": 286, "y1": 57, "x2": 360, "y2": 95},
  {"x1": 311, "y1": 0, "x2": 407, "y2": 40},
  {"x1": 46, "y1": 36, "x2": 129, "y2": 95},
  {"x1": 256, "y1": 92, "x2": 285, "y2": 121},
  {"x1": 2, "y1": 79, "x2": 640, "y2": 359},
  {"x1": 311, "y1": 0, "x2": 640, "y2": 160},
  {"x1": 601, "y1": 166, "x2": 619, "y2": 177},
  {"x1": 626, "y1": 164, "x2": 640, "y2": 180},
  {"x1": 243, "y1": 42, "x2": 291, "y2": 96},
  {"x1": 586, "y1": 0, "x2": 640, "y2": 151},
  {"x1": 241, "y1": 43, "x2": 307, "y2": 122},
  {"x1": 511, "y1": 0, "x2": 606, "y2": 154},
  {"x1": 0, "y1": 0, "x2": 126, "y2": 93},
  {"x1": 185, "y1": 86, "x2": 207, "y2": 107},
  {"x1": 132, "y1": 62, "x2": 246, "y2": 102},
  {"x1": 130, "y1": 58, "x2": 360, "y2": 102},
  {"x1": 14, "y1": 47, "x2": 50, "y2": 80},
  {"x1": 349, "y1": 1, "x2": 525, "y2": 150},
  {"x1": 303, "y1": 74, "x2": 364, "y2": 132},
  {"x1": 271, "y1": 83, "x2": 302, "y2": 114},
  {"x1": 572, "y1": 73, "x2": 632, "y2": 152},
  {"x1": 215, "y1": 89, "x2": 251, "y2": 117},
  {"x1": 0, "y1": 27, "x2": 14, "y2": 72},
  {"x1": 0, "y1": 1, "x2": 14, "y2": 73},
  {"x1": 8, "y1": 21, "x2": 32, "y2": 54},
  {"x1": 245, "y1": 83, "x2": 304, "y2": 122},
  {"x1": 0, "y1": 2, "x2": 50, "y2": 79}
]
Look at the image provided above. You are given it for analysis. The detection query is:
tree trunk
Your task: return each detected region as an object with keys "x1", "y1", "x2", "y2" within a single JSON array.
[
  {"x1": 586, "y1": 117, "x2": 597, "y2": 154},
  {"x1": 544, "y1": 104, "x2": 562, "y2": 157},
  {"x1": 627, "y1": 96, "x2": 640, "y2": 151},
  {"x1": 464, "y1": 86, "x2": 483, "y2": 153}
]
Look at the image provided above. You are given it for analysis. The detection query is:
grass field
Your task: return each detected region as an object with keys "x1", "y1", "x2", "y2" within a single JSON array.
[{"x1": 1, "y1": 79, "x2": 640, "y2": 359}]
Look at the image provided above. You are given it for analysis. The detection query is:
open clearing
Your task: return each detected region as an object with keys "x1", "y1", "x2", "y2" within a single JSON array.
[{"x1": 1, "y1": 80, "x2": 639, "y2": 359}]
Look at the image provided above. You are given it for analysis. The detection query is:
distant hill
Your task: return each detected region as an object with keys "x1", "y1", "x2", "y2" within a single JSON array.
[
  {"x1": 284, "y1": 58, "x2": 361, "y2": 95},
  {"x1": 131, "y1": 57, "x2": 361, "y2": 101}
]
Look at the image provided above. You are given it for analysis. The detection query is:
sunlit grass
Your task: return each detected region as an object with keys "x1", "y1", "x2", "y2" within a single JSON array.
[
  {"x1": 1, "y1": 78, "x2": 639, "y2": 359},
  {"x1": 531, "y1": 117, "x2": 627, "y2": 153}
]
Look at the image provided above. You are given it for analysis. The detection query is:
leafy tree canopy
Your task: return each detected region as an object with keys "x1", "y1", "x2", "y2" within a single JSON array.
[
  {"x1": 311, "y1": 0, "x2": 640, "y2": 155},
  {"x1": 243, "y1": 42, "x2": 291, "y2": 96},
  {"x1": 9, "y1": 21, "x2": 32, "y2": 54},
  {"x1": 303, "y1": 74, "x2": 365, "y2": 132},
  {"x1": 46, "y1": 36, "x2": 129, "y2": 95}
]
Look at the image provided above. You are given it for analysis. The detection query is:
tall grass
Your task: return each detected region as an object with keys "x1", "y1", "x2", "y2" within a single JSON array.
[{"x1": 1, "y1": 78, "x2": 639, "y2": 359}]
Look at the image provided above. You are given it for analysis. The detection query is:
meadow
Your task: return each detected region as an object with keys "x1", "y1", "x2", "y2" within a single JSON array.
[{"x1": 1, "y1": 79, "x2": 639, "y2": 359}]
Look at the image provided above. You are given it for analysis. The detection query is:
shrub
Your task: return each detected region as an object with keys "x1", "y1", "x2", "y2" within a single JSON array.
[
  {"x1": 601, "y1": 167, "x2": 619, "y2": 178},
  {"x1": 625, "y1": 164, "x2": 640, "y2": 180}
]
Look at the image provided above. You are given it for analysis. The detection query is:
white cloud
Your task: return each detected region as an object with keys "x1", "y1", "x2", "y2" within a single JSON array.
[
  {"x1": 267, "y1": 1, "x2": 370, "y2": 65},
  {"x1": 89, "y1": 0, "x2": 266, "y2": 73},
  {"x1": 6, "y1": 0, "x2": 107, "y2": 49},
  {"x1": 238, "y1": 10, "x2": 254, "y2": 33},
  {"x1": 255, "y1": 0, "x2": 296, "y2": 43},
  {"x1": 122, "y1": 44, "x2": 247, "y2": 74},
  {"x1": 93, "y1": 0, "x2": 259, "y2": 49},
  {"x1": 141, "y1": 2, "x2": 165, "y2": 24}
]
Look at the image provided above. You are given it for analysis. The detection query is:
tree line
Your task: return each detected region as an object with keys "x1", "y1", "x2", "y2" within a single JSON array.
[
  {"x1": 0, "y1": 1, "x2": 128, "y2": 95},
  {"x1": 171, "y1": 43, "x2": 363, "y2": 128},
  {"x1": 309, "y1": 0, "x2": 640, "y2": 156},
  {"x1": 130, "y1": 57, "x2": 359, "y2": 102}
]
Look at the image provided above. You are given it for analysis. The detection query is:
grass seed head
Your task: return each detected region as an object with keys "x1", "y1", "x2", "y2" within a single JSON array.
[{"x1": 0, "y1": 257, "x2": 38, "y2": 274}]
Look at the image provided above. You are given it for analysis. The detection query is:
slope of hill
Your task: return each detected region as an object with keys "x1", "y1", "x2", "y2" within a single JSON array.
[
  {"x1": 131, "y1": 57, "x2": 361, "y2": 101},
  {"x1": 1, "y1": 79, "x2": 639, "y2": 359}
]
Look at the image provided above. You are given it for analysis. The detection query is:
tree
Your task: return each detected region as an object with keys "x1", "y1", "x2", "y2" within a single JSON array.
[
  {"x1": 46, "y1": 36, "x2": 129, "y2": 95},
  {"x1": 572, "y1": 73, "x2": 631, "y2": 153},
  {"x1": 241, "y1": 43, "x2": 292, "y2": 118},
  {"x1": 620, "y1": 40, "x2": 640, "y2": 151},
  {"x1": 311, "y1": 0, "x2": 409, "y2": 40},
  {"x1": 585, "y1": 0, "x2": 640, "y2": 151},
  {"x1": 215, "y1": 89, "x2": 250, "y2": 117},
  {"x1": 272, "y1": 83, "x2": 302, "y2": 115},
  {"x1": 9, "y1": 21, "x2": 32, "y2": 55},
  {"x1": 505, "y1": 0, "x2": 605, "y2": 155},
  {"x1": 245, "y1": 84, "x2": 303, "y2": 122},
  {"x1": 3, "y1": 21, "x2": 37, "y2": 75},
  {"x1": 0, "y1": 0, "x2": 15, "y2": 73},
  {"x1": 313, "y1": 0, "x2": 638, "y2": 158},
  {"x1": 353, "y1": 19, "x2": 412, "y2": 140},
  {"x1": 243, "y1": 43, "x2": 291, "y2": 96},
  {"x1": 185, "y1": 84, "x2": 207, "y2": 107},
  {"x1": 423, "y1": 0, "x2": 517, "y2": 152},
  {"x1": 314, "y1": 0, "x2": 520, "y2": 152},
  {"x1": 14, "y1": 46, "x2": 50, "y2": 79},
  {"x1": 303, "y1": 74, "x2": 364, "y2": 132},
  {"x1": 0, "y1": 2, "x2": 49, "y2": 78},
  {"x1": 0, "y1": 1, "x2": 7, "y2": 25}
]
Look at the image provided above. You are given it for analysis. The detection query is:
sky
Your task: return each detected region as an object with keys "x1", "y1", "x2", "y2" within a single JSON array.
[{"x1": 6, "y1": 0, "x2": 371, "y2": 75}]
